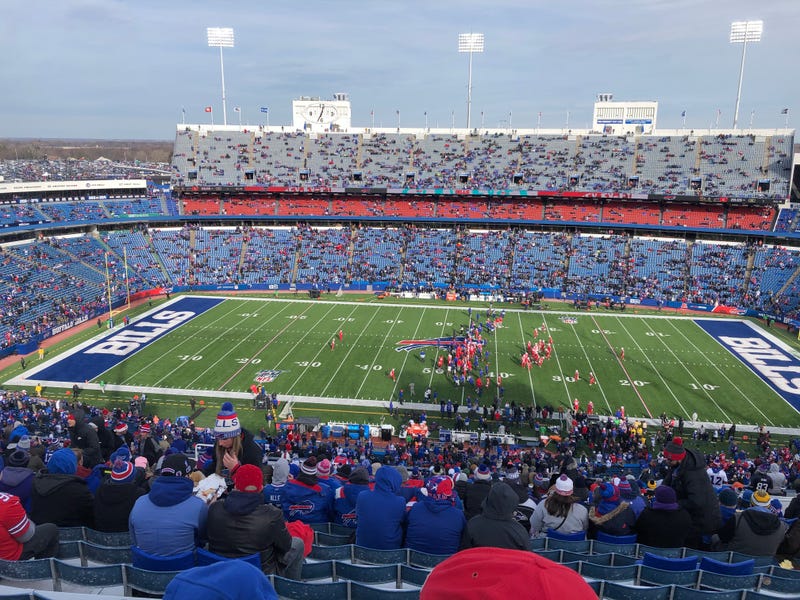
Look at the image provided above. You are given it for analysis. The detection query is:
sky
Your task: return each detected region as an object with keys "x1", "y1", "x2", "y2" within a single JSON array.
[{"x1": 0, "y1": 0, "x2": 797, "y2": 140}]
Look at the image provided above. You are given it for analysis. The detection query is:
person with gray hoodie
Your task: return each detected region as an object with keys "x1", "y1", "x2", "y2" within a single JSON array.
[
  {"x1": 767, "y1": 463, "x2": 787, "y2": 496},
  {"x1": 262, "y1": 458, "x2": 289, "y2": 508},
  {"x1": 463, "y1": 482, "x2": 529, "y2": 550}
]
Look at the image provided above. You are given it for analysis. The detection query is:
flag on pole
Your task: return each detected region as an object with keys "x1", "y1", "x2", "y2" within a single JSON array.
[
  {"x1": 781, "y1": 108, "x2": 789, "y2": 114},
  {"x1": 681, "y1": 110, "x2": 686, "y2": 117},
  {"x1": 233, "y1": 106, "x2": 241, "y2": 113},
  {"x1": 204, "y1": 106, "x2": 212, "y2": 113},
  {"x1": 538, "y1": 112, "x2": 542, "y2": 118},
  {"x1": 260, "y1": 107, "x2": 269, "y2": 113}
]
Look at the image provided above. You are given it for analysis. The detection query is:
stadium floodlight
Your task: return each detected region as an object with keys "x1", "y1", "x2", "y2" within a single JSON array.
[
  {"x1": 458, "y1": 33, "x2": 484, "y2": 130},
  {"x1": 207, "y1": 27, "x2": 235, "y2": 126},
  {"x1": 729, "y1": 20, "x2": 762, "y2": 129}
]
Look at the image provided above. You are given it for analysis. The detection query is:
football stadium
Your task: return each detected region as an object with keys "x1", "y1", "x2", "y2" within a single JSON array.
[{"x1": 2, "y1": 7, "x2": 800, "y2": 600}]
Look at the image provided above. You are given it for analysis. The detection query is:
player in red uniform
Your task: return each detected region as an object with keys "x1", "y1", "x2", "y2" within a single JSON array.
[
  {"x1": 587, "y1": 400, "x2": 594, "y2": 415},
  {"x1": 574, "y1": 369, "x2": 580, "y2": 381},
  {"x1": 330, "y1": 339, "x2": 336, "y2": 350},
  {"x1": 389, "y1": 368, "x2": 396, "y2": 381},
  {"x1": 572, "y1": 398, "x2": 580, "y2": 413},
  {"x1": 619, "y1": 347, "x2": 625, "y2": 361},
  {"x1": 338, "y1": 329, "x2": 343, "y2": 341},
  {"x1": 588, "y1": 372, "x2": 596, "y2": 385}
]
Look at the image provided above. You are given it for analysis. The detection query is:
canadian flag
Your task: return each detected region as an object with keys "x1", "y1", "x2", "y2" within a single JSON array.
[{"x1": 204, "y1": 106, "x2": 212, "y2": 113}]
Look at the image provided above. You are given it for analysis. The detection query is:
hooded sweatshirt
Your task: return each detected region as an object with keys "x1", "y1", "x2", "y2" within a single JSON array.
[
  {"x1": 406, "y1": 493, "x2": 467, "y2": 555},
  {"x1": 718, "y1": 506, "x2": 787, "y2": 556},
  {"x1": 333, "y1": 467, "x2": 371, "y2": 528},
  {"x1": 464, "y1": 482, "x2": 530, "y2": 550},
  {"x1": 129, "y1": 476, "x2": 208, "y2": 556},
  {"x1": 30, "y1": 472, "x2": 94, "y2": 528},
  {"x1": 163, "y1": 560, "x2": 278, "y2": 600},
  {"x1": 356, "y1": 466, "x2": 406, "y2": 549},
  {"x1": 768, "y1": 463, "x2": 786, "y2": 495}
]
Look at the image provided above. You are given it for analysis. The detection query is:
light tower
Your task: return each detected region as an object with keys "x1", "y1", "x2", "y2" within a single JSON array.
[
  {"x1": 729, "y1": 20, "x2": 762, "y2": 130},
  {"x1": 458, "y1": 33, "x2": 484, "y2": 131},
  {"x1": 207, "y1": 27, "x2": 235, "y2": 126}
]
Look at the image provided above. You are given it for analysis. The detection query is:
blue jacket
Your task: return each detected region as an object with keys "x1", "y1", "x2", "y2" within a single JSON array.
[
  {"x1": 356, "y1": 467, "x2": 407, "y2": 549},
  {"x1": 405, "y1": 495, "x2": 466, "y2": 555},
  {"x1": 262, "y1": 483, "x2": 286, "y2": 508},
  {"x1": 129, "y1": 476, "x2": 208, "y2": 556},
  {"x1": 333, "y1": 482, "x2": 371, "y2": 528},
  {"x1": 281, "y1": 478, "x2": 333, "y2": 524}
]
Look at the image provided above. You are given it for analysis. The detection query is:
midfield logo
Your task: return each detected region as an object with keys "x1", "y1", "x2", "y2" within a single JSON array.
[
  {"x1": 560, "y1": 316, "x2": 578, "y2": 325},
  {"x1": 395, "y1": 336, "x2": 484, "y2": 352},
  {"x1": 255, "y1": 370, "x2": 283, "y2": 383}
]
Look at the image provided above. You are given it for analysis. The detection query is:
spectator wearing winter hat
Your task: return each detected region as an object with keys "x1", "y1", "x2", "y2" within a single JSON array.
[
  {"x1": 715, "y1": 489, "x2": 787, "y2": 556},
  {"x1": 30, "y1": 448, "x2": 94, "y2": 528},
  {"x1": 529, "y1": 475, "x2": 588, "y2": 539},
  {"x1": 356, "y1": 464, "x2": 407, "y2": 549},
  {"x1": 406, "y1": 475, "x2": 467, "y2": 555},
  {"x1": 420, "y1": 547, "x2": 597, "y2": 600},
  {"x1": 333, "y1": 467, "x2": 371, "y2": 530},
  {"x1": 588, "y1": 482, "x2": 636, "y2": 539},
  {"x1": 464, "y1": 482, "x2": 529, "y2": 550},
  {"x1": 617, "y1": 479, "x2": 646, "y2": 518},
  {"x1": 315, "y1": 458, "x2": 341, "y2": 495},
  {"x1": 129, "y1": 453, "x2": 208, "y2": 557},
  {"x1": 112, "y1": 422, "x2": 133, "y2": 453},
  {"x1": 203, "y1": 403, "x2": 263, "y2": 478},
  {"x1": 281, "y1": 456, "x2": 333, "y2": 524},
  {"x1": 135, "y1": 423, "x2": 161, "y2": 467},
  {"x1": 717, "y1": 486, "x2": 740, "y2": 527},
  {"x1": 0, "y1": 449, "x2": 35, "y2": 511},
  {"x1": 463, "y1": 463, "x2": 494, "y2": 520},
  {"x1": 67, "y1": 411, "x2": 102, "y2": 469},
  {"x1": 208, "y1": 464, "x2": 304, "y2": 578},
  {"x1": 163, "y1": 559, "x2": 278, "y2": 600},
  {"x1": 635, "y1": 485, "x2": 692, "y2": 548},
  {"x1": 767, "y1": 463, "x2": 787, "y2": 496},
  {"x1": 661, "y1": 436, "x2": 721, "y2": 549},
  {"x1": 263, "y1": 458, "x2": 289, "y2": 508},
  {"x1": 93, "y1": 458, "x2": 147, "y2": 532}
]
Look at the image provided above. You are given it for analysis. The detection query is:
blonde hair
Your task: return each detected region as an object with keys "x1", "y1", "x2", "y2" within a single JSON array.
[{"x1": 214, "y1": 434, "x2": 242, "y2": 475}]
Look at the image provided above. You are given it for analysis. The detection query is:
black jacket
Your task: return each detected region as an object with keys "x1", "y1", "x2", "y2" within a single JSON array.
[
  {"x1": 93, "y1": 480, "x2": 147, "y2": 532},
  {"x1": 463, "y1": 482, "x2": 529, "y2": 550},
  {"x1": 588, "y1": 502, "x2": 637, "y2": 538},
  {"x1": 203, "y1": 429, "x2": 263, "y2": 476},
  {"x1": 30, "y1": 472, "x2": 94, "y2": 528},
  {"x1": 69, "y1": 422, "x2": 102, "y2": 469},
  {"x1": 662, "y1": 447, "x2": 721, "y2": 539},
  {"x1": 463, "y1": 478, "x2": 493, "y2": 520},
  {"x1": 207, "y1": 490, "x2": 293, "y2": 573},
  {"x1": 635, "y1": 506, "x2": 692, "y2": 548}
]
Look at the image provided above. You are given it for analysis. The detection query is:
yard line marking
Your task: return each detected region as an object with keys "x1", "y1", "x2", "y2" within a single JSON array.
[
  {"x1": 319, "y1": 304, "x2": 381, "y2": 397},
  {"x1": 543, "y1": 314, "x2": 573, "y2": 411},
  {"x1": 515, "y1": 311, "x2": 536, "y2": 407},
  {"x1": 565, "y1": 317, "x2": 613, "y2": 414},
  {"x1": 426, "y1": 308, "x2": 450, "y2": 390},
  {"x1": 217, "y1": 302, "x2": 317, "y2": 390},
  {"x1": 592, "y1": 315, "x2": 653, "y2": 419},
  {"x1": 393, "y1": 306, "x2": 428, "y2": 405},
  {"x1": 353, "y1": 305, "x2": 404, "y2": 399},
  {"x1": 667, "y1": 319, "x2": 774, "y2": 425}
]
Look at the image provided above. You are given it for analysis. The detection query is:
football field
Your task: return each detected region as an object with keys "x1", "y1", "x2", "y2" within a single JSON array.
[{"x1": 13, "y1": 295, "x2": 800, "y2": 428}]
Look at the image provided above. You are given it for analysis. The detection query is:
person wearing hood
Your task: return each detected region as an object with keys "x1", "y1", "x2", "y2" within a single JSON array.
[
  {"x1": 30, "y1": 448, "x2": 94, "y2": 528},
  {"x1": 0, "y1": 449, "x2": 35, "y2": 511},
  {"x1": 588, "y1": 482, "x2": 637, "y2": 538},
  {"x1": 356, "y1": 464, "x2": 406, "y2": 549},
  {"x1": 129, "y1": 453, "x2": 208, "y2": 556},
  {"x1": 767, "y1": 463, "x2": 786, "y2": 496},
  {"x1": 661, "y1": 437, "x2": 721, "y2": 548},
  {"x1": 406, "y1": 475, "x2": 467, "y2": 555},
  {"x1": 715, "y1": 489, "x2": 787, "y2": 556},
  {"x1": 163, "y1": 560, "x2": 278, "y2": 600},
  {"x1": 281, "y1": 456, "x2": 333, "y2": 524},
  {"x1": 635, "y1": 485, "x2": 692, "y2": 548},
  {"x1": 463, "y1": 463, "x2": 494, "y2": 520},
  {"x1": 617, "y1": 478, "x2": 646, "y2": 518},
  {"x1": 208, "y1": 464, "x2": 303, "y2": 578},
  {"x1": 93, "y1": 458, "x2": 147, "y2": 532},
  {"x1": 463, "y1": 481, "x2": 529, "y2": 550},
  {"x1": 91, "y1": 415, "x2": 116, "y2": 462},
  {"x1": 263, "y1": 458, "x2": 289, "y2": 508},
  {"x1": 333, "y1": 466, "x2": 371, "y2": 530}
]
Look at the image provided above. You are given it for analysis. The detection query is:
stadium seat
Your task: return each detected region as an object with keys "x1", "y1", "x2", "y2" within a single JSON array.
[
  {"x1": 79, "y1": 541, "x2": 132, "y2": 566},
  {"x1": 638, "y1": 565, "x2": 700, "y2": 587},
  {"x1": 696, "y1": 571, "x2": 762, "y2": 592},
  {"x1": 301, "y1": 560, "x2": 336, "y2": 581},
  {"x1": 271, "y1": 576, "x2": 349, "y2": 600},
  {"x1": 406, "y1": 550, "x2": 451, "y2": 569},
  {"x1": 545, "y1": 536, "x2": 591, "y2": 553},
  {"x1": 352, "y1": 546, "x2": 406, "y2": 565},
  {"x1": 130, "y1": 545, "x2": 195, "y2": 571},
  {"x1": 671, "y1": 587, "x2": 746, "y2": 600},
  {"x1": 546, "y1": 528, "x2": 587, "y2": 541},
  {"x1": 592, "y1": 539, "x2": 639, "y2": 556},
  {"x1": 195, "y1": 546, "x2": 261, "y2": 570},
  {"x1": 55, "y1": 540, "x2": 81, "y2": 560},
  {"x1": 57, "y1": 527, "x2": 86, "y2": 542},
  {"x1": 0, "y1": 557, "x2": 55, "y2": 586},
  {"x1": 51, "y1": 559, "x2": 124, "y2": 592},
  {"x1": 601, "y1": 581, "x2": 673, "y2": 600},
  {"x1": 83, "y1": 528, "x2": 131, "y2": 547},
  {"x1": 335, "y1": 562, "x2": 398, "y2": 585},
  {"x1": 757, "y1": 573, "x2": 800, "y2": 595},
  {"x1": 640, "y1": 552, "x2": 698, "y2": 571},
  {"x1": 579, "y1": 561, "x2": 638, "y2": 582},
  {"x1": 699, "y1": 556, "x2": 755, "y2": 576},
  {"x1": 123, "y1": 564, "x2": 183, "y2": 596},
  {"x1": 596, "y1": 531, "x2": 638, "y2": 545},
  {"x1": 316, "y1": 531, "x2": 353, "y2": 546},
  {"x1": 349, "y1": 581, "x2": 422, "y2": 599},
  {"x1": 637, "y1": 544, "x2": 684, "y2": 558},
  {"x1": 309, "y1": 544, "x2": 353, "y2": 562}
]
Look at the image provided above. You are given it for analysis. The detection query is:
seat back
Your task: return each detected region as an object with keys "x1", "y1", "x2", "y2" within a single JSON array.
[
  {"x1": 131, "y1": 545, "x2": 195, "y2": 571},
  {"x1": 699, "y1": 556, "x2": 755, "y2": 576},
  {"x1": 641, "y1": 552, "x2": 698, "y2": 571},
  {"x1": 596, "y1": 531, "x2": 638, "y2": 545},
  {"x1": 196, "y1": 546, "x2": 262, "y2": 570},
  {"x1": 546, "y1": 528, "x2": 586, "y2": 541}
]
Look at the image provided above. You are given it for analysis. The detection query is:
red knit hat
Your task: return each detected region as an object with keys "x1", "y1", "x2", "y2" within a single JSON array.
[
  {"x1": 663, "y1": 437, "x2": 686, "y2": 461},
  {"x1": 421, "y1": 548, "x2": 596, "y2": 600},
  {"x1": 233, "y1": 464, "x2": 264, "y2": 493}
]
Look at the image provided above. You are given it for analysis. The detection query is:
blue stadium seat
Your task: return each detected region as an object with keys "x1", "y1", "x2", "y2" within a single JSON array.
[
  {"x1": 592, "y1": 539, "x2": 640, "y2": 557},
  {"x1": 316, "y1": 531, "x2": 353, "y2": 546},
  {"x1": 596, "y1": 531, "x2": 638, "y2": 545},
  {"x1": 638, "y1": 565, "x2": 700, "y2": 587},
  {"x1": 335, "y1": 561, "x2": 398, "y2": 585},
  {"x1": 406, "y1": 550, "x2": 451, "y2": 569},
  {"x1": 57, "y1": 527, "x2": 85, "y2": 542},
  {"x1": 0, "y1": 557, "x2": 55, "y2": 585},
  {"x1": 55, "y1": 540, "x2": 81, "y2": 560},
  {"x1": 601, "y1": 581, "x2": 673, "y2": 600},
  {"x1": 546, "y1": 528, "x2": 586, "y2": 541},
  {"x1": 671, "y1": 586, "x2": 746, "y2": 600},
  {"x1": 301, "y1": 560, "x2": 336, "y2": 581},
  {"x1": 51, "y1": 559, "x2": 124, "y2": 592},
  {"x1": 79, "y1": 540, "x2": 132, "y2": 566},
  {"x1": 349, "y1": 582, "x2": 421, "y2": 599},
  {"x1": 130, "y1": 545, "x2": 195, "y2": 571},
  {"x1": 637, "y1": 544, "x2": 683, "y2": 558},
  {"x1": 271, "y1": 576, "x2": 349, "y2": 600},
  {"x1": 579, "y1": 561, "x2": 638, "y2": 582},
  {"x1": 757, "y1": 573, "x2": 800, "y2": 595},
  {"x1": 196, "y1": 546, "x2": 261, "y2": 570},
  {"x1": 641, "y1": 552, "x2": 698, "y2": 572},
  {"x1": 83, "y1": 528, "x2": 131, "y2": 547},
  {"x1": 123, "y1": 564, "x2": 183, "y2": 596},
  {"x1": 352, "y1": 545, "x2": 407, "y2": 565},
  {"x1": 310, "y1": 544, "x2": 353, "y2": 562},
  {"x1": 699, "y1": 556, "x2": 755, "y2": 576},
  {"x1": 696, "y1": 571, "x2": 762, "y2": 592}
]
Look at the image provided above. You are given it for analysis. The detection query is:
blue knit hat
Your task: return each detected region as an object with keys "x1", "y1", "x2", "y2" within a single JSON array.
[
  {"x1": 163, "y1": 560, "x2": 278, "y2": 600},
  {"x1": 48, "y1": 448, "x2": 77, "y2": 475},
  {"x1": 214, "y1": 402, "x2": 241, "y2": 439},
  {"x1": 475, "y1": 464, "x2": 492, "y2": 481}
]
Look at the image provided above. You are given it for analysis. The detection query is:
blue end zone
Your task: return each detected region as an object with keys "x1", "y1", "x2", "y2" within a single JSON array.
[
  {"x1": 29, "y1": 297, "x2": 225, "y2": 383},
  {"x1": 695, "y1": 319, "x2": 800, "y2": 413}
]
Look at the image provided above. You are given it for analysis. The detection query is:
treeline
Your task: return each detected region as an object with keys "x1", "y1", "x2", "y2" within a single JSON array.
[{"x1": 0, "y1": 139, "x2": 173, "y2": 163}]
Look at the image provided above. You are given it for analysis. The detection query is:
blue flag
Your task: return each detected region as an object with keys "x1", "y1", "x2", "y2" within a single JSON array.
[
  {"x1": 260, "y1": 107, "x2": 269, "y2": 113},
  {"x1": 681, "y1": 110, "x2": 686, "y2": 117}
]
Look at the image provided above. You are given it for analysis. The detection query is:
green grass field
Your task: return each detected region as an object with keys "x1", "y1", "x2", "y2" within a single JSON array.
[{"x1": 33, "y1": 295, "x2": 798, "y2": 429}]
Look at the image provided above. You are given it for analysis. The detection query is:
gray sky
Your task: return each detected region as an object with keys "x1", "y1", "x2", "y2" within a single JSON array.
[{"x1": 0, "y1": 0, "x2": 795, "y2": 140}]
